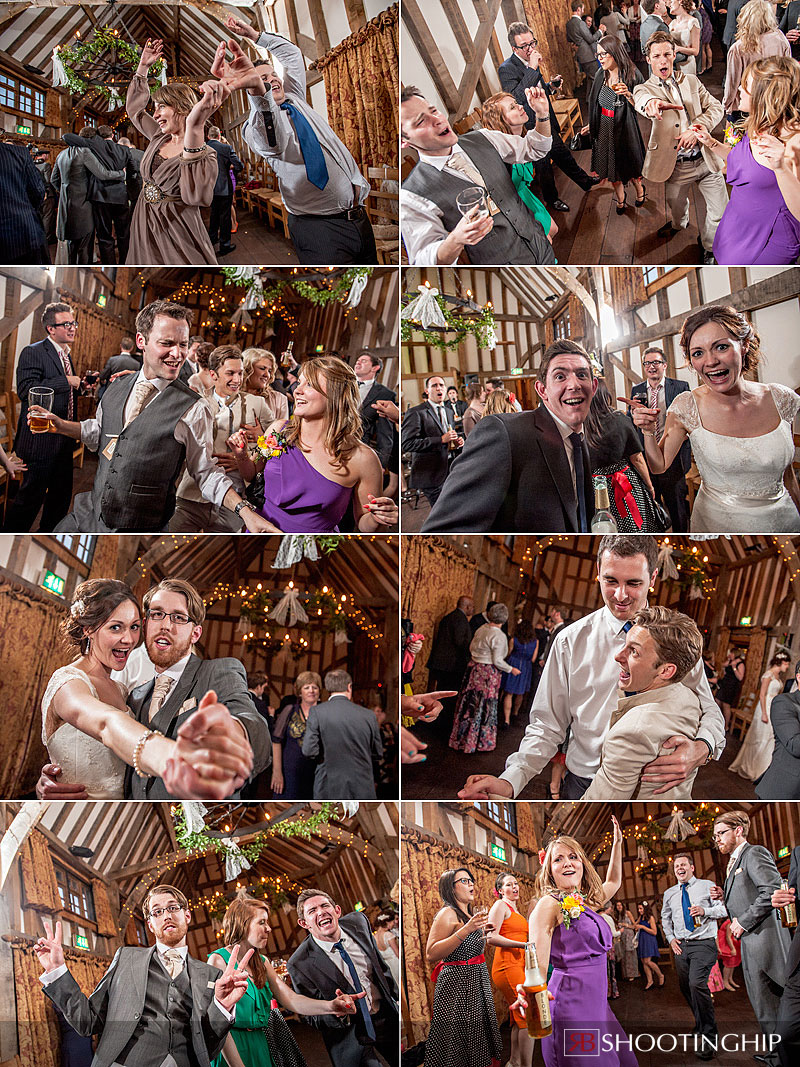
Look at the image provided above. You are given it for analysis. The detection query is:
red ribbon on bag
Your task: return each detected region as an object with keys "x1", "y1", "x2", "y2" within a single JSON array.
[
  {"x1": 611, "y1": 468, "x2": 643, "y2": 529},
  {"x1": 431, "y1": 954, "x2": 485, "y2": 983}
]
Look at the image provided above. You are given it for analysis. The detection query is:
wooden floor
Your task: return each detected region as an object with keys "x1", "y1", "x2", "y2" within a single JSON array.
[{"x1": 550, "y1": 45, "x2": 727, "y2": 266}]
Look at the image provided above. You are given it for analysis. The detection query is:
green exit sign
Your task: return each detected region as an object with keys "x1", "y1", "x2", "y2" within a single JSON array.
[
  {"x1": 739, "y1": 616, "x2": 752, "y2": 626},
  {"x1": 16, "y1": 124, "x2": 31, "y2": 136},
  {"x1": 779, "y1": 846, "x2": 790, "y2": 858},
  {"x1": 96, "y1": 293, "x2": 107, "y2": 307},
  {"x1": 510, "y1": 367, "x2": 523, "y2": 376},
  {"x1": 42, "y1": 570, "x2": 65, "y2": 597},
  {"x1": 489, "y1": 843, "x2": 506, "y2": 862},
  {"x1": 354, "y1": 901, "x2": 364, "y2": 911},
  {"x1": 74, "y1": 933, "x2": 89, "y2": 950}
]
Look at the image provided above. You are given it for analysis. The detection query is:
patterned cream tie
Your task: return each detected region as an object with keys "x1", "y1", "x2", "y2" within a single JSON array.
[
  {"x1": 59, "y1": 348, "x2": 75, "y2": 419},
  {"x1": 124, "y1": 381, "x2": 157, "y2": 428},
  {"x1": 148, "y1": 675, "x2": 173, "y2": 722},
  {"x1": 162, "y1": 948, "x2": 184, "y2": 979},
  {"x1": 649, "y1": 383, "x2": 665, "y2": 439},
  {"x1": 445, "y1": 152, "x2": 499, "y2": 215}
]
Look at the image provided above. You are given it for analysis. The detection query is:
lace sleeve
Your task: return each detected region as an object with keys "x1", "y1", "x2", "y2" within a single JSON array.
[
  {"x1": 769, "y1": 382, "x2": 800, "y2": 423},
  {"x1": 667, "y1": 389, "x2": 700, "y2": 433},
  {"x1": 41, "y1": 666, "x2": 99, "y2": 745}
]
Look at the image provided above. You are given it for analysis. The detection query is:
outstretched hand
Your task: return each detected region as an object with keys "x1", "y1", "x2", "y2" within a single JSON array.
[
  {"x1": 211, "y1": 40, "x2": 265, "y2": 97},
  {"x1": 187, "y1": 81, "x2": 226, "y2": 128},
  {"x1": 140, "y1": 38, "x2": 163, "y2": 69},
  {"x1": 225, "y1": 15, "x2": 260, "y2": 42},
  {"x1": 611, "y1": 813, "x2": 622, "y2": 845},
  {"x1": 214, "y1": 944, "x2": 254, "y2": 1010},
  {"x1": 330, "y1": 988, "x2": 366, "y2": 1015},
  {"x1": 35, "y1": 920, "x2": 65, "y2": 973},
  {"x1": 167, "y1": 690, "x2": 254, "y2": 798}
]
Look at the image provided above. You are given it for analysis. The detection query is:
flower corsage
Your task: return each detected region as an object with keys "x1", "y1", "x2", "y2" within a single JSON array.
[
  {"x1": 558, "y1": 892, "x2": 586, "y2": 929},
  {"x1": 255, "y1": 427, "x2": 291, "y2": 461}
]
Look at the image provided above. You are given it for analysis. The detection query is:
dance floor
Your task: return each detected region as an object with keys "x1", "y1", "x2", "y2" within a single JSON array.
[{"x1": 404, "y1": 711, "x2": 757, "y2": 801}]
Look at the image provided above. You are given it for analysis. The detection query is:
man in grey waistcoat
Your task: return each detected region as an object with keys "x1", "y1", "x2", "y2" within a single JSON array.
[
  {"x1": 303, "y1": 669, "x2": 383, "y2": 800},
  {"x1": 37, "y1": 884, "x2": 252, "y2": 1067},
  {"x1": 29, "y1": 298, "x2": 273, "y2": 533},
  {"x1": 710, "y1": 810, "x2": 789, "y2": 1066},
  {"x1": 399, "y1": 86, "x2": 556, "y2": 266}
]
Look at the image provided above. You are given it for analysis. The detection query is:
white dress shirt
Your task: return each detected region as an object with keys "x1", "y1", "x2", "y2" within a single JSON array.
[
  {"x1": 400, "y1": 128, "x2": 553, "y2": 265},
  {"x1": 500, "y1": 605, "x2": 726, "y2": 796},
  {"x1": 547, "y1": 406, "x2": 579, "y2": 500},
  {"x1": 661, "y1": 877, "x2": 727, "y2": 942},
  {"x1": 726, "y1": 840, "x2": 748, "y2": 877},
  {"x1": 80, "y1": 369, "x2": 233, "y2": 507},
  {"x1": 312, "y1": 928, "x2": 381, "y2": 1011}
]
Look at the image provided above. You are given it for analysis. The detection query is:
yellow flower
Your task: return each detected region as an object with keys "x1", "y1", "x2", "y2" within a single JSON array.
[{"x1": 562, "y1": 895, "x2": 582, "y2": 911}]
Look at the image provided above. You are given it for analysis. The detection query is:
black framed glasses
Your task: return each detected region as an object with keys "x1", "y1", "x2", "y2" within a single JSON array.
[
  {"x1": 53, "y1": 320, "x2": 78, "y2": 329},
  {"x1": 149, "y1": 904, "x2": 184, "y2": 919},
  {"x1": 516, "y1": 39, "x2": 538, "y2": 51},
  {"x1": 643, "y1": 360, "x2": 665, "y2": 369},
  {"x1": 146, "y1": 609, "x2": 194, "y2": 626},
  {"x1": 454, "y1": 877, "x2": 475, "y2": 886}
]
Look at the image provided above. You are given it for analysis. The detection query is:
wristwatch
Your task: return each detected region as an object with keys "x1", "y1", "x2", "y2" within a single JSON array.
[{"x1": 234, "y1": 500, "x2": 254, "y2": 517}]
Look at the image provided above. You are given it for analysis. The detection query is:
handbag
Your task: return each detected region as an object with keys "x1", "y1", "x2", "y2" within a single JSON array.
[
  {"x1": 596, "y1": 461, "x2": 670, "y2": 533},
  {"x1": 266, "y1": 1006, "x2": 309, "y2": 1067},
  {"x1": 569, "y1": 130, "x2": 591, "y2": 151},
  {"x1": 245, "y1": 469, "x2": 266, "y2": 509}
]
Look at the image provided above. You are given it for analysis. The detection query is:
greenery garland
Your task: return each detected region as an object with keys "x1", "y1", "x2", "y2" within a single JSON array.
[
  {"x1": 400, "y1": 292, "x2": 497, "y2": 352},
  {"x1": 174, "y1": 802, "x2": 340, "y2": 861},
  {"x1": 56, "y1": 27, "x2": 165, "y2": 102},
  {"x1": 219, "y1": 268, "x2": 373, "y2": 308}
]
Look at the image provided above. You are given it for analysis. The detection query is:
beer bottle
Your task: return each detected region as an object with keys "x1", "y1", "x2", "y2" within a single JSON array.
[
  {"x1": 780, "y1": 880, "x2": 797, "y2": 929},
  {"x1": 523, "y1": 941, "x2": 552, "y2": 1038}
]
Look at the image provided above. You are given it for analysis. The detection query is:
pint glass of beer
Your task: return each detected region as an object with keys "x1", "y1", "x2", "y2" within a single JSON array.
[{"x1": 29, "y1": 387, "x2": 54, "y2": 433}]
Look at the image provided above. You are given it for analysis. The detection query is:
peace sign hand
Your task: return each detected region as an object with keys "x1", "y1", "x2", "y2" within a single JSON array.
[
  {"x1": 214, "y1": 944, "x2": 255, "y2": 1011},
  {"x1": 35, "y1": 919, "x2": 65, "y2": 973}
]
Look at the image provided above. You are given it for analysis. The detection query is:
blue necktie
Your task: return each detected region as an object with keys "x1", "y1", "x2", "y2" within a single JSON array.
[
  {"x1": 280, "y1": 101, "x2": 329, "y2": 189},
  {"x1": 333, "y1": 940, "x2": 376, "y2": 1040},
  {"x1": 568, "y1": 431, "x2": 588, "y2": 532},
  {"x1": 682, "y1": 883, "x2": 696, "y2": 933}
]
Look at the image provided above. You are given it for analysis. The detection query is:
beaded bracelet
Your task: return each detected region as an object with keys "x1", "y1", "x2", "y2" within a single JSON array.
[
  {"x1": 132, "y1": 729, "x2": 163, "y2": 778},
  {"x1": 183, "y1": 144, "x2": 205, "y2": 153}
]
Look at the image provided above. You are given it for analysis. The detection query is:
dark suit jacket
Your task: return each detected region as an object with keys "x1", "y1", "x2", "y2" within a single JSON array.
[
  {"x1": 14, "y1": 337, "x2": 76, "y2": 464},
  {"x1": 62, "y1": 133, "x2": 133, "y2": 205},
  {"x1": 401, "y1": 400, "x2": 453, "y2": 490},
  {"x1": 629, "y1": 377, "x2": 692, "y2": 475},
  {"x1": 723, "y1": 841, "x2": 790, "y2": 987},
  {"x1": 359, "y1": 379, "x2": 396, "y2": 469},
  {"x1": 780, "y1": 2, "x2": 800, "y2": 58},
  {"x1": 42, "y1": 945, "x2": 230, "y2": 1067},
  {"x1": 427, "y1": 607, "x2": 472, "y2": 677},
  {"x1": 755, "y1": 691, "x2": 800, "y2": 799},
  {"x1": 498, "y1": 53, "x2": 560, "y2": 134},
  {"x1": 125, "y1": 656, "x2": 271, "y2": 798},
  {"x1": 302, "y1": 696, "x2": 382, "y2": 799},
  {"x1": 785, "y1": 845, "x2": 800, "y2": 978},
  {"x1": 97, "y1": 352, "x2": 141, "y2": 398},
  {"x1": 421, "y1": 404, "x2": 594, "y2": 532},
  {"x1": 0, "y1": 141, "x2": 47, "y2": 262},
  {"x1": 288, "y1": 912, "x2": 398, "y2": 1067},
  {"x1": 207, "y1": 139, "x2": 244, "y2": 198}
]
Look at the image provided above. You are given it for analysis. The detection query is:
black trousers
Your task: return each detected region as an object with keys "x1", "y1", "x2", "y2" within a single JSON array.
[
  {"x1": 66, "y1": 231, "x2": 94, "y2": 265},
  {"x1": 653, "y1": 461, "x2": 689, "y2": 532},
  {"x1": 535, "y1": 132, "x2": 593, "y2": 204},
  {"x1": 674, "y1": 938, "x2": 718, "y2": 1040},
  {"x1": 562, "y1": 770, "x2": 592, "y2": 799},
  {"x1": 209, "y1": 194, "x2": 233, "y2": 247},
  {"x1": 93, "y1": 202, "x2": 130, "y2": 264},
  {"x1": 4, "y1": 445, "x2": 73, "y2": 532},
  {"x1": 776, "y1": 962, "x2": 800, "y2": 1067},
  {"x1": 287, "y1": 208, "x2": 377, "y2": 264}
]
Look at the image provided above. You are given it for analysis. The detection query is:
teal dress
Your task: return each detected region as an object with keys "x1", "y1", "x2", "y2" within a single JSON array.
[
  {"x1": 210, "y1": 947, "x2": 275, "y2": 1067},
  {"x1": 511, "y1": 162, "x2": 554, "y2": 237}
]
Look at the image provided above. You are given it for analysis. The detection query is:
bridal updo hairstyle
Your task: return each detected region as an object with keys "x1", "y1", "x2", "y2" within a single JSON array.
[
  {"x1": 535, "y1": 834, "x2": 605, "y2": 908},
  {"x1": 60, "y1": 579, "x2": 140, "y2": 653},
  {"x1": 679, "y1": 305, "x2": 763, "y2": 373},
  {"x1": 284, "y1": 354, "x2": 363, "y2": 470},
  {"x1": 221, "y1": 894, "x2": 271, "y2": 989}
]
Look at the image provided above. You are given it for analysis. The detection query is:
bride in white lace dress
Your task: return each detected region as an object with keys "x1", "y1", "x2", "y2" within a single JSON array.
[
  {"x1": 730, "y1": 653, "x2": 792, "y2": 781},
  {"x1": 632, "y1": 305, "x2": 800, "y2": 532},
  {"x1": 43, "y1": 579, "x2": 233, "y2": 799}
]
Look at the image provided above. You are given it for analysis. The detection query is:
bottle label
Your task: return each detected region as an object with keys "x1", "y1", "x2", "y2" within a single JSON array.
[{"x1": 534, "y1": 989, "x2": 552, "y2": 1028}]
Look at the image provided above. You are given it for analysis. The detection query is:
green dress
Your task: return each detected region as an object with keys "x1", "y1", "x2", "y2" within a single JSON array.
[
  {"x1": 511, "y1": 162, "x2": 554, "y2": 236},
  {"x1": 209, "y1": 947, "x2": 275, "y2": 1067}
]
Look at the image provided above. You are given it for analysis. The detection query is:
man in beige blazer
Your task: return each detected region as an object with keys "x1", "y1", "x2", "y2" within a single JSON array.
[
  {"x1": 582, "y1": 605, "x2": 705, "y2": 801},
  {"x1": 633, "y1": 31, "x2": 727, "y2": 264}
]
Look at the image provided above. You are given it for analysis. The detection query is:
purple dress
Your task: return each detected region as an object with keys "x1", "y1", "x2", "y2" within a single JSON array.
[
  {"x1": 713, "y1": 136, "x2": 800, "y2": 265},
  {"x1": 255, "y1": 446, "x2": 353, "y2": 532},
  {"x1": 542, "y1": 905, "x2": 638, "y2": 1067}
]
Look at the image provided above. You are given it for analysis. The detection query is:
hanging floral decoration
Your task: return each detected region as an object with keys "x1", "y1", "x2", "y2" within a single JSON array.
[
  {"x1": 669, "y1": 543, "x2": 714, "y2": 599},
  {"x1": 400, "y1": 286, "x2": 497, "y2": 352},
  {"x1": 174, "y1": 802, "x2": 341, "y2": 859},
  {"x1": 53, "y1": 28, "x2": 165, "y2": 102},
  {"x1": 590, "y1": 805, "x2": 723, "y2": 877},
  {"x1": 219, "y1": 268, "x2": 374, "y2": 327}
]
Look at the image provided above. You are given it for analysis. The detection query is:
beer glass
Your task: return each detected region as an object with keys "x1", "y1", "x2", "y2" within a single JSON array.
[{"x1": 29, "y1": 387, "x2": 54, "y2": 433}]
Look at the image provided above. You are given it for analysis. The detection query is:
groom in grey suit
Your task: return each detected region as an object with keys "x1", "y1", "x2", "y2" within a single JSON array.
[
  {"x1": 711, "y1": 810, "x2": 789, "y2": 1065},
  {"x1": 37, "y1": 884, "x2": 252, "y2": 1067}
]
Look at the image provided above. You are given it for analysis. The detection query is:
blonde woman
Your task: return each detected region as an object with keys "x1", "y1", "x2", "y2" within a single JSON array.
[
  {"x1": 528, "y1": 817, "x2": 637, "y2": 1066},
  {"x1": 209, "y1": 895, "x2": 360, "y2": 1067},
  {"x1": 126, "y1": 38, "x2": 220, "y2": 264},
  {"x1": 484, "y1": 389, "x2": 517, "y2": 416},
  {"x1": 723, "y1": 0, "x2": 790, "y2": 117},
  {"x1": 241, "y1": 347, "x2": 290, "y2": 423},
  {"x1": 228, "y1": 355, "x2": 397, "y2": 532}
]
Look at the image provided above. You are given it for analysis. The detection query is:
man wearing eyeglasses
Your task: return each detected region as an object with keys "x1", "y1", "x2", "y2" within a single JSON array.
[
  {"x1": 38, "y1": 884, "x2": 252, "y2": 1067},
  {"x1": 628, "y1": 345, "x2": 691, "y2": 531},
  {"x1": 5, "y1": 302, "x2": 80, "y2": 533},
  {"x1": 499, "y1": 22, "x2": 600, "y2": 214}
]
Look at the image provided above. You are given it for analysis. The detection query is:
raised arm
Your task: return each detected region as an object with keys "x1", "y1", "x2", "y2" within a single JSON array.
[
  {"x1": 128, "y1": 38, "x2": 164, "y2": 140},
  {"x1": 529, "y1": 895, "x2": 560, "y2": 976},
  {"x1": 601, "y1": 815, "x2": 624, "y2": 901}
]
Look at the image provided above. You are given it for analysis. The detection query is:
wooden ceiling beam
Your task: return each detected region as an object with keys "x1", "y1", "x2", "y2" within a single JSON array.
[
  {"x1": 454, "y1": 0, "x2": 502, "y2": 121},
  {"x1": 402, "y1": 0, "x2": 459, "y2": 116}
]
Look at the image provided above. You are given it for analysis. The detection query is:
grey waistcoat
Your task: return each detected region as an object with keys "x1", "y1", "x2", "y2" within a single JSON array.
[
  {"x1": 402, "y1": 132, "x2": 556, "y2": 264},
  {"x1": 93, "y1": 375, "x2": 199, "y2": 530},
  {"x1": 116, "y1": 956, "x2": 200, "y2": 1067}
]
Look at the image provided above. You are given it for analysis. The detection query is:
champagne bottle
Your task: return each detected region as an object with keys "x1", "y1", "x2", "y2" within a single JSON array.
[
  {"x1": 780, "y1": 880, "x2": 797, "y2": 928},
  {"x1": 523, "y1": 941, "x2": 552, "y2": 1038},
  {"x1": 590, "y1": 476, "x2": 617, "y2": 533},
  {"x1": 281, "y1": 340, "x2": 294, "y2": 368}
]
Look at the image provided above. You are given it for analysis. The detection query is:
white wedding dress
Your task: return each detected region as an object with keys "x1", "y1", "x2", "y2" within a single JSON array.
[
  {"x1": 729, "y1": 671, "x2": 782, "y2": 781},
  {"x1": 42, "y1": 665, "x2": 130, "y2": 799},
  {"x1": 669, "y1": 384, "x2": 800, "y2": 532},
  {"x1": 672, "y1": 19, "x2": 697, "y2": 76}
]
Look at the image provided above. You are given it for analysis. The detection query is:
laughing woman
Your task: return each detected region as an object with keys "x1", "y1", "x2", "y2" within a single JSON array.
[
  {"x1": 126, "y1": 38, "x2": 220, "y2": 265},
  {"x1": 227, "y1": 355, "x2": 397, "y2": 533},
  {"x1": 630, "y1": 305, "x2": 800, "y2": 532}
]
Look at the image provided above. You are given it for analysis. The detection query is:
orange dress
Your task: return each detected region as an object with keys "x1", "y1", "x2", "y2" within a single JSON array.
[{"x1": 491, "y1": 908, "x2": 528, "y2": 1027}]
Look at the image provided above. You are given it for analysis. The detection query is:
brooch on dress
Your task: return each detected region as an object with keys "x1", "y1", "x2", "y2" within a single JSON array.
[{"x1": 143, "y1": 180, "x2": 167, "y2": 204}]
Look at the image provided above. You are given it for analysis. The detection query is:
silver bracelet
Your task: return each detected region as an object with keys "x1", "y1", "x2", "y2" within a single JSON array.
[{"x1": 132, "y1": 729, "x2": 163, "y2": 778}]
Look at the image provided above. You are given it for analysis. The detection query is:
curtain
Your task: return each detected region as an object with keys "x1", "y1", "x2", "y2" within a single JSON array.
[
  {"x1": 20, "y1": 831, "x2": 61, "y2": 913},
  {"x1": 401, "y1": 824, "x2": 538, "y2": 1048},
  {"x1": 0, "y1": 578, "x2": 64, "y2": 797},
  {"x1": 56, "y1": 286, "x2": 126, "y2": 378},
  {"x1": 401, "y1": 538, "x2": 476, "y2": 690},
  {"x1": 92, "y1": 879, "x2": 116, "y2": 938},
  {"x1": 609, "y1": 267, "x2": 647, "y2": 315},
  {"x1": 6, "y1": 936, "x2": 110, "y2": 1067},
  {"x1": 313, "y1": 4, "x2": 398, "y2": 169},
  {"x1": 515, "y1": 804, "x2": 540, "y2": 857}
]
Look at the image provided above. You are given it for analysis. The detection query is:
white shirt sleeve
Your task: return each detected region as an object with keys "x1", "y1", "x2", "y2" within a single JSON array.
[
  {"x1": 243, "y1": 90, "x2": 292, "y2": 159},
  {"x1": 40, "y1": 963, "x2": 68, "y2": 985},
  {"x1": 400, "y1": 188, "x2": 451, "y2": 266},
  {"x1": 176, "y1": 400, "x2": 234, "y2": 508},
  {"x1": 80, "y1": 401, "x2": 102, "y2": 451},
  {"x1": 213, "y1": 997, "x2": 235, "y2": 1021},
  {"x1": 479, "y1": 127, "x2": 553, "y2": 163}
]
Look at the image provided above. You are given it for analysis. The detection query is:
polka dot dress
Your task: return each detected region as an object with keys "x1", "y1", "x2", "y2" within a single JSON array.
[
  {"x1": 591, "y1": 84, "x2": 618, "y2": 181},
  {"x1": 425, "y1": 924, "x2": 502, "y2": 1067}
]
